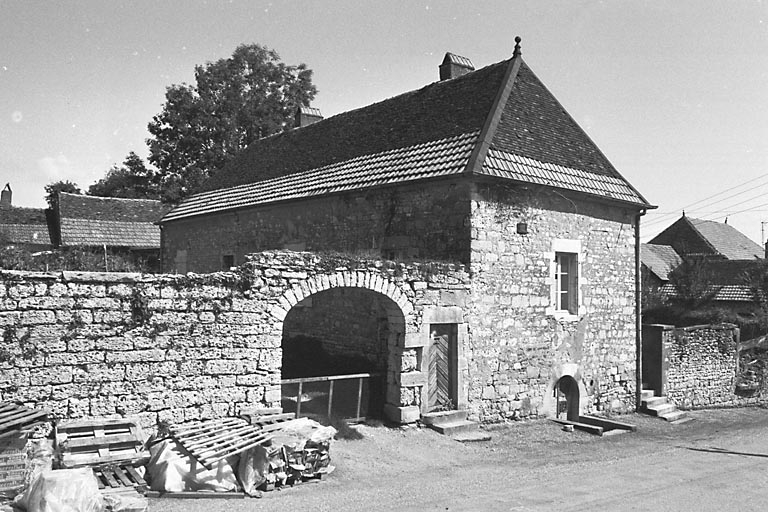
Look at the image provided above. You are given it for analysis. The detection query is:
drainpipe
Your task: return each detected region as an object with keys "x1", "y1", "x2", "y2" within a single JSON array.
[{"x1": 634, "y1": 209, "x2": 647, "y2": 411}]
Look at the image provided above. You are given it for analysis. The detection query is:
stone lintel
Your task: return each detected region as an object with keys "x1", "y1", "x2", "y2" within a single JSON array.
[{"x1": 400, "y1": 371, "x2": 427, "y2": 387}]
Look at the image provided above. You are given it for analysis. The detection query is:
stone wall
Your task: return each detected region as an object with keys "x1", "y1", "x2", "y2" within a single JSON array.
[
  {"x1": 644, "y1": 323, "x2": 768, "y2": 408},
  {"x1": 162, "y1": 180, "x2": 471, "y2": 273},
  {"x1": 466, "y1": 182, "x2": 638, "y2": 421},
  {"x1": 0, "y1": 269, "x2": 280, "y2": 429},
  {"x1": 0, "y1": 252, "x2": 472, "y2": 427}
]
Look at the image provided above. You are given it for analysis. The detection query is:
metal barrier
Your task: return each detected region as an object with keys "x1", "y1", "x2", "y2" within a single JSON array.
[{"x1": 281, "y1": 373, "x2": 382, "y2": 423}]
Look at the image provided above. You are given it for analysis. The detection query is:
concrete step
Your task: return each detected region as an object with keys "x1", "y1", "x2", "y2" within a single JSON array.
[
  {"x1": 642, "y1": 396, "x2": 668, "y2": 408},
  {"x1": 421, "y1": 410, "x2": 468, "y2": 426},
  {"x1": 658, "y1": 409, "x2": 687, "y2": 422},
  {"x1": 645, "y1": 403, "x2": 676, "y2": 417},
  {"x1": 640, "y1": 389, "x2": 655, "y2": 401},
  {"x1": 428, "y1": 419, "x2": 478, "y2": 436}
]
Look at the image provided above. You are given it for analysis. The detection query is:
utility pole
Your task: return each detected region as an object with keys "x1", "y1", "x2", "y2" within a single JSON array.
[{"x1": 762, "y1": 222, "x2": 768, "y2": 246}]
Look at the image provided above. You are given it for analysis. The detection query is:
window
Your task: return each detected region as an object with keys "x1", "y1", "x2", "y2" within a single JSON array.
[
  {"x1": 547, "y1": 239, "x2": 583, "y2": 318},
  {"x1": 555, "y1": 252, "x2": 578, "y2": 314},
  {"x1": 222, "y1": 254, "x2": 234, "y2": 270}
]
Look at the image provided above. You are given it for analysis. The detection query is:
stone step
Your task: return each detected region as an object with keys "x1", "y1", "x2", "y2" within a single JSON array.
[
  {"x1": 642, "y1": 396, "x2": 668, "y2": 408},
  {"x1": 451, "y1": 430, "x2": 492, "y2": 443},
  {"x1": 428, "y1": 419, "x2": 478, "y2": 436},
  {"x1": 421, "y1": 410, "x2": 468, "y2": 427},
  {"x1": 670, "y1": 416, "x2": 695, "y2": 425},
  {"x1": 640, "y1": 389, "x2": 655, "y2": 400},
  {"x1": 645, "y1": 402, "x2": 676, "y2": 417},
  {"x1": 658, "y1": 409, "x2": 687, "y2": 422}
]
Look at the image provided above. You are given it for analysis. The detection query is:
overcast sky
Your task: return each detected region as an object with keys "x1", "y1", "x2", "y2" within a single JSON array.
[{"x1": 2, "y1": 1, "x2": 767, "y2": 243}]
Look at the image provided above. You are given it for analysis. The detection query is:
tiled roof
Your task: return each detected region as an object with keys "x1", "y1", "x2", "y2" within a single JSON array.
[
  {"x1": 163, "y1": 132, "x2": 478, "y2": 222},
  {"x1": 208, "y1": 60, "x2": 508, "y2": 190},
  {"x1": 482, "y1": 149, "x2": 645, "y2": 205},
  {"x1": 58, "y1": 193, "x2": 168, "y2": 248},
  {"x1": 60, "y1": 219, "x2": 160, "y2": 248},
  {"x1": 0, "y1": 223, "x2": 51, "y2": 245},
  {"x1": 688, "y1": 218, "x2": 763, "y2": 260},
  {"x1": 659, "y1": 283, "x2": 754, "y2": 302},
  {"x1": 641, "y1": 244, "x2": 682, "y2": 281},
  {"x1": 165, "y1": 52, "x2": 651, "y2": 223},
  {"x1": 0, "y1": 207, "x2": 51, "y2": 245}
]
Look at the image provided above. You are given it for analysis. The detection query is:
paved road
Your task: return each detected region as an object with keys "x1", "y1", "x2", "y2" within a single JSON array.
[{"x1": 148, "y1": 408, "x2": 768, "y2": 512}]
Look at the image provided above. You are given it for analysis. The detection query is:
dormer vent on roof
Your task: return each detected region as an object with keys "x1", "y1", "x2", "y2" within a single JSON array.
[
  {"x1": 295, "y1": 106, "x2": 323, "y2": 128},
  {"x1": 439, "y1": 52, "x2": 474, "y2": 81}
]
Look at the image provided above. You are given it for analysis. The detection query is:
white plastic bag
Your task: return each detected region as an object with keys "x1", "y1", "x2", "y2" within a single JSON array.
[
  {"x1": 146, "y1": 438, "x2": 238, "y2": 492},
  {"x1": 236, "y1": 445, "x2": 269, "y2": 495},
  {"x1": 16, "y1": 468, "x2": 104, "y2": 512}
]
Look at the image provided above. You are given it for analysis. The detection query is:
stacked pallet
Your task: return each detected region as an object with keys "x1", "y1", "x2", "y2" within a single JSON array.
[
  {"x1": 0, "y1": 402, "x2": 48, "y2": 440},
  {"x1": 0, "y1": 402, "x2": 49, "y2": 498},
  {"x1": 56, "y1": 418, "x2": 149, "y2": 499}
]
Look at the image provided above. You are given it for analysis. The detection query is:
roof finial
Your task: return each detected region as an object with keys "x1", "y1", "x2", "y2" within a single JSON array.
[{"x1": 513, "y1": 36, "x2": 522, "y2": 57}]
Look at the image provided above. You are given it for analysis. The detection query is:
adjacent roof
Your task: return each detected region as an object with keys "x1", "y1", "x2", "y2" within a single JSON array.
[
  {"x1": 641, "y1": 244, "x2": 682, "y2": 281},
  {"x1": 650, "y1": 216, "x2": 764, "y2": 260},
  {"x1": 57, "y1": 193, "x2": 169, "y2": 249},
  {"x1": 657, "y1": 259, "x2": 764, "y2": 303},
  {"x1": 659, "y1": 283, "x2": 754, "y2": 302},
  {"x1": 0, "y1": 207, "x2": 51, "y2": 246},
  {"x1": 164, "y1": 50, "x2": 652, "y2": 223}
]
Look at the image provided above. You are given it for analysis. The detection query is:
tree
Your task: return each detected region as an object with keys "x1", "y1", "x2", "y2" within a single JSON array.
[
  {"x1": 88, "y1": 152, "x2": 161, "y2": 199},
  {"x1": 147, "y1": 43, "x2": 317, "y2": 202},
  {"x1": 44, "y1": 180, "x2": 80, "y2": 209}
]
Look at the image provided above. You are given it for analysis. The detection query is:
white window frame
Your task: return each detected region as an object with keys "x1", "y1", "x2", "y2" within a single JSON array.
[{"x1": 545, "y1": 239, "x2": 586, "y2": 320}]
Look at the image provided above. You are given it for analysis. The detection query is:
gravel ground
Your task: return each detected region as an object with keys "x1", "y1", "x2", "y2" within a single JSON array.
[{"x1": 148, "y1": 407, "x2": 768, "y2": 512}]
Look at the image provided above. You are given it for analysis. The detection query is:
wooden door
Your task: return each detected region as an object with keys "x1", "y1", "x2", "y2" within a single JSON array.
[{"x1": 428, "y1": 324, "x2": 457, "y2": 411}]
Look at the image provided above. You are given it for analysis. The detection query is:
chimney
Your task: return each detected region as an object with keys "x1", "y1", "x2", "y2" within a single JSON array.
[
  {"x1": 0, "y1": 183, "x2": 11, "y2": 209},
  {"x1": 295, "y1": 106, "x2": 323, "y2": 128},
  {"x1": 439, "y1": 53, "x2": 474, "y2": 81}
]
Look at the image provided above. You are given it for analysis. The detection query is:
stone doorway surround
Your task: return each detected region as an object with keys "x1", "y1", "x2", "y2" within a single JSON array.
[{"x1": 541, "y1": 363, "x2": 589, "y2": 419}]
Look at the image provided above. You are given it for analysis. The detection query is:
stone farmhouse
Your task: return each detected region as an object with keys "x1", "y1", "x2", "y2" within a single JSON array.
[
  {"x1": 50, "y1": 192, "x2": 168, "y2": 271},
  {"x1": 0, "y1": 184, "x2": 52, "y2": 252},
  {"x1": 156, "y1": 41, "x2": 654, "y2": 424}
]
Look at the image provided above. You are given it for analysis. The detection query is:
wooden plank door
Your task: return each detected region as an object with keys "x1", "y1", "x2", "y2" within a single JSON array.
[{"x1": 428, "y1": 324, "x2": 457, "y2": 411}]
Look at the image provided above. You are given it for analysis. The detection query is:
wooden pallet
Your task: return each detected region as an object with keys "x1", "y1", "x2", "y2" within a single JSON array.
[
  {"x1": 56, "y1": 418, "x2": 149, "y2": 468},
  {"x1": 0, "y1": 402, "x2": 48, "y2": 440},
  {"x1": 0, "y1": 432, "x2": 28, "y2": 496},
  {"x1": 92, "y1": 463, "x2": 147, "y2": 495},
  {"x1": 170, "y1": 418, "x2": 272, "y2": 470},
  {"x1": 249, "y1": 412, "x2": 297, "y2": 432}
]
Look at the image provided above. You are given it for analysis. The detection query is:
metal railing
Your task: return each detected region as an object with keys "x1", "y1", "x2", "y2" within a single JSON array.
[{"x1": 281, "y1": 372, "x2": 382, "y2": 423}]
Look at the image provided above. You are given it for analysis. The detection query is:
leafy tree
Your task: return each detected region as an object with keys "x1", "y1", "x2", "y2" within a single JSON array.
[
  {"x1": 667, "y1": 256, "x2": 718, "y2": 309},
  {"x1": 88, "y1": 152, "x2": 161, "y2": 199},
  {"x1": 147, "y1": 43, "x2": 317, "y2": 202},
  {"x1": 44, "y1": 180, "x2": 80, "y2": 209}
]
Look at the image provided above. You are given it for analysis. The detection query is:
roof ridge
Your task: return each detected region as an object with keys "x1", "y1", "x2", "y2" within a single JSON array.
[
  {"x1": 59, "y1": 192, "x2": 161, "y2": 204},
  {"x1": 463, "y1": 51, "x2": 522, "y2": 175}
]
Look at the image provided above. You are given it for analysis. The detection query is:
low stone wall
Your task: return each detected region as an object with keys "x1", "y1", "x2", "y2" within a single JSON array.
[
  {"x1": 645, "y1": 323, "x2": 768, "y2": 409},
  {"x1": 0, "y1": 269, "x2": 279, "y2": 429}
]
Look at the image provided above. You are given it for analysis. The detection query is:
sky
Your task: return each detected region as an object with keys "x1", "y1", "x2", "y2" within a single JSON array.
[{"x1": 1, "y1": 0, "x2": 768, "y2": 244}]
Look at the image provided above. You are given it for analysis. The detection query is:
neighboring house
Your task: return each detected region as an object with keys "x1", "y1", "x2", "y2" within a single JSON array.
[
  {"x1": 658, "y1": 259, "x2": 763, "y2": 307},
  {"x1": 160, "y1": 42, "x2": 654, "y2": 423},
  {"x1": 52, "y1": 192, "x2": 169, "y2": 270},
  {"x1": 649, "y1": 215, "x2": 764, "y2": 260},
  {"x1": 641, "y1": 243, "x2": 682, "y2": 290},
  {"x1": 0, "y1": 184, "x2": 52, "y2": 252}
]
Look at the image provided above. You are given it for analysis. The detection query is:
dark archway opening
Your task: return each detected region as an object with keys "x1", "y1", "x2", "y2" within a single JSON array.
[
  {"x1": 554, "y1": 375, "x2": 580, "y2": 421},
  {"x1": 281, "y1": 287, "x2": 403, "y2": 421}
]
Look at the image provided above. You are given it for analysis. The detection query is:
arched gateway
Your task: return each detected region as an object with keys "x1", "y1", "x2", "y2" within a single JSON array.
[{"x1": 249, "y1": 251, "x2": 471, "y2": 424}]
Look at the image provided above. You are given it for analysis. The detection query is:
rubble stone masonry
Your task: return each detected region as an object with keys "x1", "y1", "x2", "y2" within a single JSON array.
[
  {"x1": 646, "y1": 323, "x2": 767, "y2": 408},
  {"x1": 466, "y1": 183, "x2": 638, "y2": 421},
  {"x1": 0, "y1": 251, "x2": 471, "y2": 428}
]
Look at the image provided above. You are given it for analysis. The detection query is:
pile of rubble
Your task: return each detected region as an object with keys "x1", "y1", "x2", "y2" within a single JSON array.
[{"x1": 0, "y1": 403, "x2": 336, "y2": 511}]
